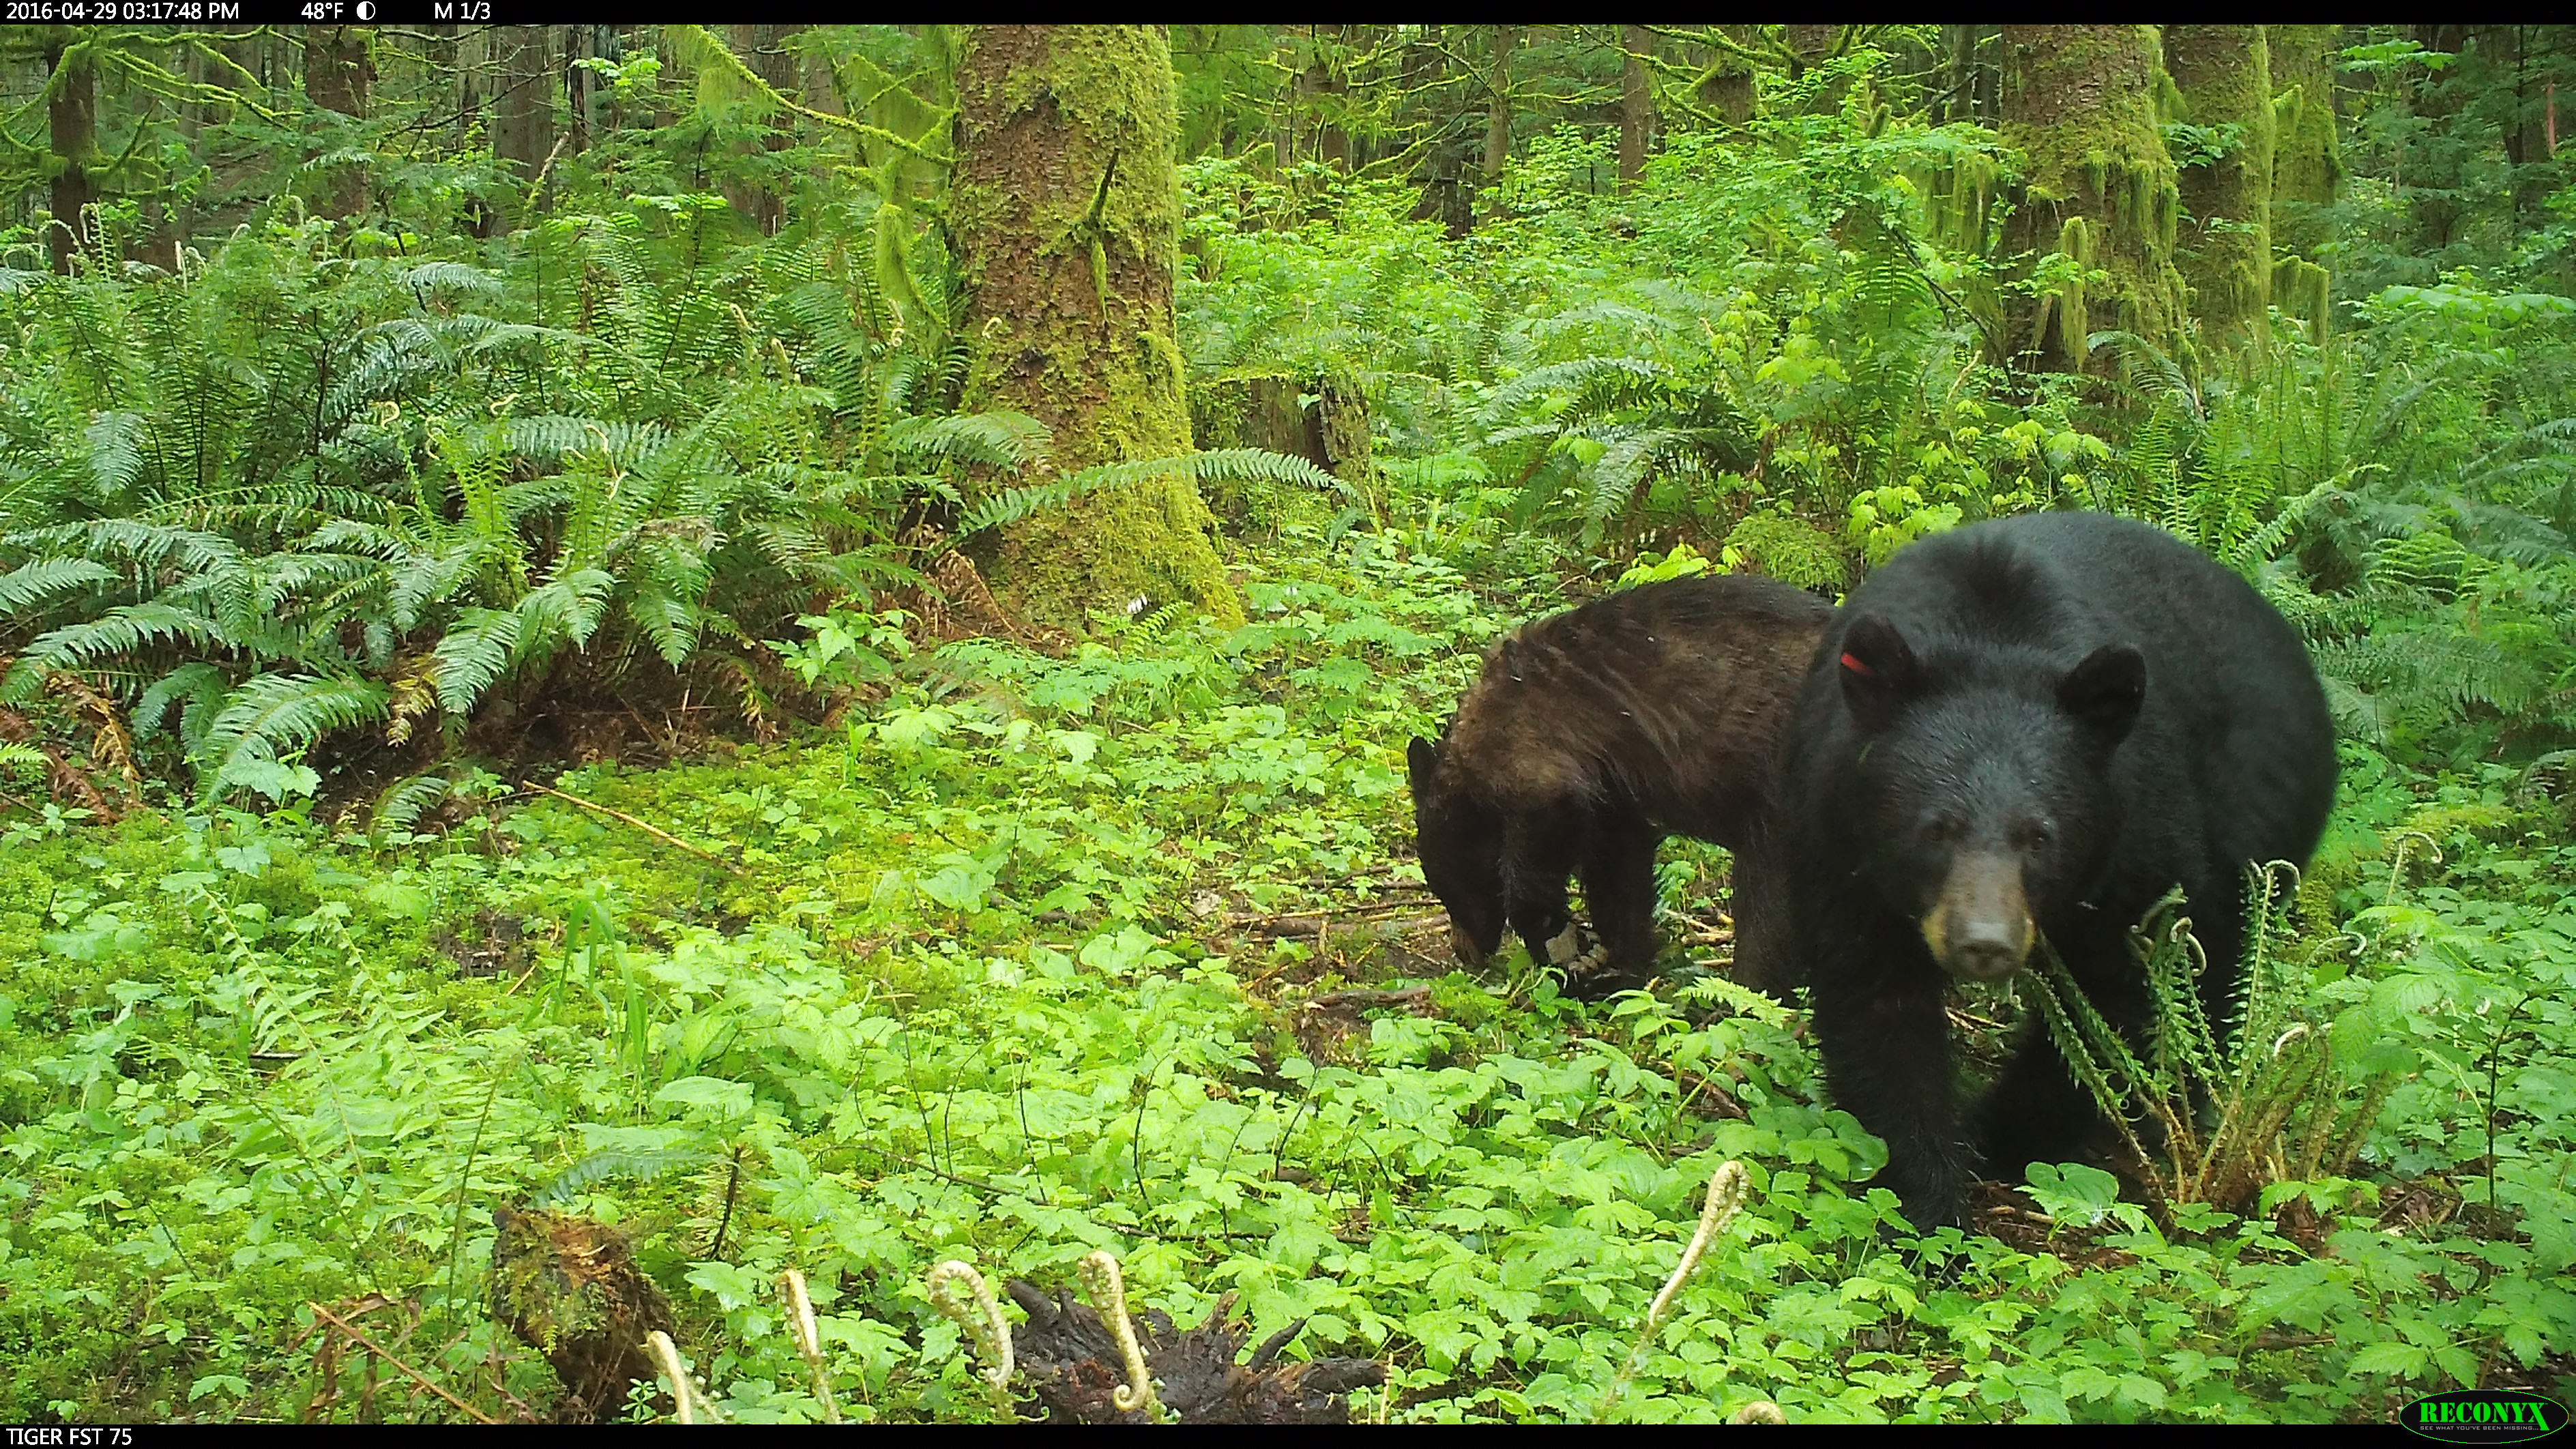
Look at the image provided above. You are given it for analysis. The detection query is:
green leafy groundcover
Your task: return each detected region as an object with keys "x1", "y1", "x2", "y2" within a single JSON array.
[{"x1": 3, "y1": 538, "x2": 2573, "y2": 1424}]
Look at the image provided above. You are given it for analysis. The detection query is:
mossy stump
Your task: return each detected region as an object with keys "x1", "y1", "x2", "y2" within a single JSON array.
[
  {"x1": 488, "y1": 1206, "x2": 675, "y2": 1423},
  {"x1": 1190, "y1": 370, "x2": 1374, "y2": 533}
]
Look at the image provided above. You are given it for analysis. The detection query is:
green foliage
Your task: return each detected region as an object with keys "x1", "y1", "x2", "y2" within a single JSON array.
[
  {"x1": 0, "y1": 191, "x2": 1324, "y2": 805},
  {"x1": 7, "y1": 18, "x2": 2576, "y2": 1429},
  {"x1": 7, "y1": 548, "x2": 2576, "y2": 1424},
  {"x1": 2023, "y1": 864, "x2": 2399, "y2": 1217}
]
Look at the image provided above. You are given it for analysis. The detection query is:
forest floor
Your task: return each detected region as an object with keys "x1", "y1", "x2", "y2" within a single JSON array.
[{"x1": 3, "y1": 523, "x2": 2573, "y2": 1424}]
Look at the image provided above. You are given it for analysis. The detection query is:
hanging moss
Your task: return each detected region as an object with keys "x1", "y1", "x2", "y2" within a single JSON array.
[
  {"x1": 950, "y1": 25, "x2": 1241, "y2": 632},
  {"x1": 2030, "y1": 216, "x2": 2096, "y2": 370},
  {"x1": 1998, "y1": 25, "x2": 2191, "y2": 378},
  {"x1": 2266, "y1": 24, "x2": 2343, "y2": 265},
  {"x1": 2272, "y1": 254, "x2": 2331, "y2": 347},
  {"x1": 2165, "y1": 25, "x2": 2274, "y2": 351}
]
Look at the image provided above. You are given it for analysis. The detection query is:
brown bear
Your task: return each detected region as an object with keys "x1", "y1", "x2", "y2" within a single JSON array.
[{"x1": 1407, "y1": 572, "x2": 1831, "y2": 996}]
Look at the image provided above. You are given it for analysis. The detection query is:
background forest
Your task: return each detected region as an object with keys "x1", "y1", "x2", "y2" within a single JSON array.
[{"x1": 1, "y1": 21, "x2": 2574, "y2": 1424}]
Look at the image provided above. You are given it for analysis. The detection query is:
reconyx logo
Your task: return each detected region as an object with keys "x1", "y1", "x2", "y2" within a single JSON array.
[{"x1": 2402, "y1": 1390, "x2": 2568, "y2": 1442}]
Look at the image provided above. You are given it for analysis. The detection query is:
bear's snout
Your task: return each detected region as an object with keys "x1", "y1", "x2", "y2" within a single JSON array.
[{"x1": 1922, "y1": 852, "x2": 2034, "y2": 980}]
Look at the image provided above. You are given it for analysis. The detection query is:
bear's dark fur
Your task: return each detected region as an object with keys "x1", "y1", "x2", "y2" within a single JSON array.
[
  {"x1": 1407, "y1": 573, "x2": 1830, "y2": 995},
  {"x1": 1754, "y1": 512, "x2": 2337, "y2": 1228}
]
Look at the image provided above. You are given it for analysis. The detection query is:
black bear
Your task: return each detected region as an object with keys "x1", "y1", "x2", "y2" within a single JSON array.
[
  {"x1": 1407, "y1": 573, "x2": 1830, "y2": 995},
  {"x1": 1755, "y1": 512, "x2": 2337, "y2": 1229}
]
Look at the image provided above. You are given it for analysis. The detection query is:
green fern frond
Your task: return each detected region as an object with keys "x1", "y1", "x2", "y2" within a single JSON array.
[
  {"x1": 0, "y1": 557, "x2": 117, "y2": 614},
  {"x1": 201, "y1": 672, "x2": 391, "y2": 797},
  {"x1": 531, "y1": 1147, "x2": 720, "y2": 1208},
  {"x1": 372, "y1": 770, "x2": 459, "y2": 832},
  {"x1": 399, "y1": 261, "x2": 505, "y2": 305},
  {"x1": 14, "y1": 602, "x2": 220, "y2": 679},
  {"x1": 880, "y1": 412, "x2": 1049, "y2": 470},
  {"x1": 1476, "y1": 356, "x2": 1663, "y2": 430},
  {"x1": 132, "y1": 660, "x2": 231, "y2": 744},
  {"x1": 430, "y1": 608, "x2": 521, "y2": 715}
]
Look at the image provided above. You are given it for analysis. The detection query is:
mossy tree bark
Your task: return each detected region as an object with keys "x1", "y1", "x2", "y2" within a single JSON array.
[
  {"x1": 2266, "y1": 24, "x2": 2343, "y2": 261},
  {"x1": 951, "y1": 25, "x2": 1240, "y2": 632},
  {"x1": 40, "y1": 29, "x2": 97, "y2": 273},
  {"x1": 1999, "y1": 24, "x2": 2189, "y2": 376},
  {"x1": 1482, "y1": 25, "x2": 1520, "y2": 216},
  {"x1": 2164, "y1": 25, "x2": 2273, "y2": 351},
  {"x1": 720, "y1": 24, "x2": 804, "y2": 235}
]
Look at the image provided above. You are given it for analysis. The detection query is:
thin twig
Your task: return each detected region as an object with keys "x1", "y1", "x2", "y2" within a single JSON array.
[
  {"x1": 1302, "y1": 986, "x2": 1433, "y2": 1012},
  {"x1": 304, "y1": 1300, "x2": 497, "y2": 1424},
  {"x1": 521, "y1": 780, "x2": 728, "y2": 865}
]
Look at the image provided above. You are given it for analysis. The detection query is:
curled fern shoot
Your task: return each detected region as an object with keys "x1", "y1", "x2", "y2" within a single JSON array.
[{"x1": 927, "y1": 1259, "x2": 1017, "y2": 1418}]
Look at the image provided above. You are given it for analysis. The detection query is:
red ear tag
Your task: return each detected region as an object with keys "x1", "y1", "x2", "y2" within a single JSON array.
[{"x1": 1840, "y1": 652, "x2": 1874, "y2": 677}]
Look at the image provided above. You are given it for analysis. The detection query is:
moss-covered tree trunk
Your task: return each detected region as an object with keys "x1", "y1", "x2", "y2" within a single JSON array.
[
  {"x1": 951, "y1": 25, "x2": 1240, "y2": 632},
  {"x1": 2164, "y1": 26, "x2": 2273, "y2": 351},
  {"x1": 307, "y1": 25, "x2": 370, "y2": 117},
  {"x1": 1998, "y1": 24, "x2": 2189, "y2": 376},
  {"x1": 720, "y1": 24, "x2": 804, "y2": 234},
  {"x1": 42, "y1": 29, "x2": 97, "y2": 273},
  {"x1": 1482, "y1": 25, "x2": 1519, "y2": 216},
  {"x1": 2266, "y1": 23, "x2": 2343, "y2": 260}
]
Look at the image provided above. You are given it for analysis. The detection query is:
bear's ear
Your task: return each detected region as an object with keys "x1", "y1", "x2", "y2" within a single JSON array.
[
  {"x1": 1407, "y1": 736, "x2": 1439, "y2": 793},
  {"x1": 2058, "y1": 643, "x2": 2146, "y2": 744},
  {"x1": 1837, "y1": 613, "x2": 1920, "y2": 733}
]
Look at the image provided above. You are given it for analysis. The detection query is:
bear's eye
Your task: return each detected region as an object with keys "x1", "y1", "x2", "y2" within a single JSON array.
[
  {"x1": 1926, "y1": 813, "x2": 1965, "y2": 844},
  {"x1": 2013, "y1": 819, "x2": 2052, "y2": 852}
]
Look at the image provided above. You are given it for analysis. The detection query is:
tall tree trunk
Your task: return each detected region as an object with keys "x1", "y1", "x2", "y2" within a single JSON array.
[
  {"x1": 163, "y1": 38, "x2": 208, "y2": 265},
  {"x1": 1618, "y1": 25, "x2": 1651, "y2": 190},
  {"x1": 1998, "y1": 24, "x2": 2189, "y2": 377},
  {"x1": 720, "y1": 24, "x2": 804, "y2": 234},
  {"x1": 1784, "y1": 25, "x2": 1836, "y2": 79},
  {"x1": 1293, "y1": 25, "x2": 1351, "y2": 171},
  {"x1": 1697, "y1": 34, "x2": 1755, "y2": 128},
  {"x1": 802, "y1": 31, "x2": 843, "y2": 119},
  {"x1": 565, "y1": 26, "x2": 595, "y2": 155},
  {"x1": 2266, "y1": 23, "x2": 2344, "y2": 263},
  {"x1": 490, "y1": 26, "x2": 555, "y2": 226},
  {"x1": 43, "y1": 29, "x2": 96, "y2": 273},
  {"x1": 2405, "y1": 24, "x2": 2472, "y2": 261},
  {"x1": 2165, "y1": 25, "x2": 2272, "y2": 351},
  {"x1": 307, "y1": 25, "x2": 370, "y2": 115},
  {"x1": 1482, "y1": 25, "x2": 1519, "y2": 215},
  {"x1": 950, "y1": 25, "x2": 1240, "y2": 632},
  {"x1": 306, "y1": 25, "x2": 373, "y2": 220},
  {"x1": 2498, "y1": 24, "x2": 2555, "y2": 231}
]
